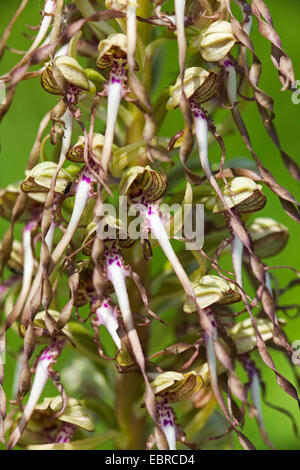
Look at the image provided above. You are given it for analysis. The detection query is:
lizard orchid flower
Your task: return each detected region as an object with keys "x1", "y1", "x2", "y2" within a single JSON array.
[
  {"x1": 96, "y1": 34, "x2": 130, "y2": 173},
  {"x1": 120, "y1": 165, "x2": 196, "y2": 299},
  {"x1": 7, "y1": 339, "x2": 65, "y2": 450},
  {"x1": 91, "y1": 297, "x2": 121, "y2": 351}
]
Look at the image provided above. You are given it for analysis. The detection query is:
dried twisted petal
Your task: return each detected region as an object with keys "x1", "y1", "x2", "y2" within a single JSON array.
[{"x1": 0, "y1": 240, "x2": 23, "y2": 273}]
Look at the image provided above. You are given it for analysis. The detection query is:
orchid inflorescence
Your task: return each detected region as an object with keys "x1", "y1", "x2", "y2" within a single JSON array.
[{"x1": 0, "y1": 0, "x2": 300, "y2": 451}]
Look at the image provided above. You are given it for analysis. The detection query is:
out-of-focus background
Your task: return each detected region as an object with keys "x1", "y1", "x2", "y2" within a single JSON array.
[{"x1": 0, "y1": 0, "x2": 299, "y2": 450}]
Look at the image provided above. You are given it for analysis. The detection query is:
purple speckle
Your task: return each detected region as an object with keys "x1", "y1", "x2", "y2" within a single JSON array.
[
  {"x1": 82, "y1": 174, "x2": 91, "y2": 184},
  {"x1": 163, "y1": 419, "x2": 173, "y2": 427},
  {"x1": 223, "y1": 59, "x2": 233, "y2": 69},
  {"x1": 25, "y1": 221, "x2": 35, "y2": 232}
]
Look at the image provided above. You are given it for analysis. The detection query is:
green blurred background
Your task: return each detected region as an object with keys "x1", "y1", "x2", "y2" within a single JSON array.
[{"x1": 0, "y1": 0, "x2": 300, "y2": 450}]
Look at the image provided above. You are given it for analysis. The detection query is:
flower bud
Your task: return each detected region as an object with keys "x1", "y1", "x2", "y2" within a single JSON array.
[
  {"x1": 150, "y1": 371, "x2": 204, "y2": 403},
  {"x1": 199, "y1": 20, "x2": 236, "y2": 63},
  {"x1": 248, "y1": 217, "x2": 289, "y2": 258},
  {"x1": 21, "y1": 162, "x2": 73, "y2": 195},
  {"x1": 228, "y1": 317, "x2": 280, "y2": 354},
  {"x1": 184, "y1": 274, "x2": 241, "y2": 313},
  {"x1": 119, "y1": 165, "x2": 167, "y2": 203},
  {"x1": 166, "y1": 67, "x2": 218, "y2": 110},
  {"x1": 67, "y1": 133, "x2": 107, "y2": 163},
  {"x1": 16, "y1": 396, "x2": 94, "y2": 448},
  {"x1": 96, "y1": 33, "x2": 127, "y2": 69},
  {"x1": 41, "y1": 56, "x2": 90, "y2": 95},
  {"x1": 109, "y1": 141, "x2": 148, "y2": 178},
  {"x1": 213, "y1": 177, "x2": 266, "y2": 213}
]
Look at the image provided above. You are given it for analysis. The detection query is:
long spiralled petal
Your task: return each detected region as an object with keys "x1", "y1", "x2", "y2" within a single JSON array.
[
  {"x1": 194, "y1": 112, "x2": 210, "y2": 177},
  {"x1": 174, "y1": 0, "x2": 186, "y2": 73},
  {"x1": 126, "y1": 4, "x2": 137, "y2": 71},
  {"x1": 106, "y1": 251, "x2": 147, "y2": 373},
  {"x1": 7, "y1": 343, "x2": 60, "y2": 449},
  {"x1": 57, "y1": 107, "x2": 73, "y2": 166},
  {"x1": 51, "y1": 176, "x2": 91, "y2": 264},
  {"x1": 44, "y1": 220, "x2": 56, "y2": 251},
  {"x1": 10, "y1": 361, "x2": 49, "y2": 443},
  {"x1": 25, "y1": 0, "x2": 55, "y2": 56},
  {"x1": 148, "y1": 208, "x2": 194, "y2": 298},
  {"x1": 6, "y1": 224, "x2": 34, "y2": 327},
  {"x1": 232, "y1": 234, "x2": 244, "y2": 289},
  {"x1": 20, "y1": 225, "x2": 34, "y2": 305},
  {"x1": 194, "y1": 111, "x2": 223, "y2": 199},
  {"x1": 102, "y1": 80, "x2": 122, "y2": 173},
  {"x1": 265, "y1": 271, "x2": 273, "y2": 296},
  {"x1": 96, "y1": 303, "x2": 121, "y2": 349},
  {"x1": 158, "y1": 400, "x2": 177, "y2": 450},
  {"x1": 107, "y1": 261, "x2": 134, "y2": 333},
  {"x1": 222, "y1": 58, "x2": 237, "y2": 107}
]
